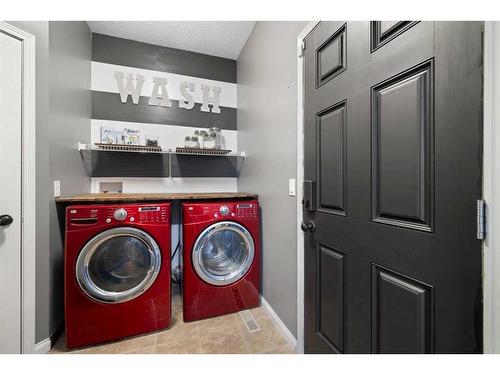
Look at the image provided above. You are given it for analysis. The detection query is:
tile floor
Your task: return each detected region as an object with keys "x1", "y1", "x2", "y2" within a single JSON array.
[{"x1": 50, "y1": 288, "x2": 295, "y2": 354}]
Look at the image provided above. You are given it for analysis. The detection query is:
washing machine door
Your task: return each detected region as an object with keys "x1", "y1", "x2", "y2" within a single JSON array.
[
  {"x1": 76, "y1": 227, "x2": 161, "y2": 303},
  {"x1": 192, "y1": 221, "x2": 255, "y2": 286}
]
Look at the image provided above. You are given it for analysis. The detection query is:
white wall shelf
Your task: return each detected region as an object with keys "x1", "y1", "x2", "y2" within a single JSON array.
[
  {"x1": 78, "y1": 142, "x2": 170, "y2": 154},
  {"x1": 78, "y1": 142, "x2": 243, "y2": 157}
]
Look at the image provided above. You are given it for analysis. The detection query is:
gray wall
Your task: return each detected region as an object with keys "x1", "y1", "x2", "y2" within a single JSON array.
[
  {"x1": 237, "y1": 21, "x2": 307, "y2": 338},
  {"x1": 7, "y1": 21, "x2": 91, "y2": 343},
  {"x1": 48, "y1": 21, "x2": 92, "y2": 339}
]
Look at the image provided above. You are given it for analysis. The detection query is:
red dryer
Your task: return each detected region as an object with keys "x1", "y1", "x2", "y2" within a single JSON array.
[
  {"x1": 182, "y1": 200, "x2": 260, "y2": 322},
  {"x1": 64, "y1": 202, "x2": 171, "y2": 349}
]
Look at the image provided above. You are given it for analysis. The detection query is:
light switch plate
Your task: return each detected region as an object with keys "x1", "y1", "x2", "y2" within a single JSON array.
[
  {"x1": 288, "y1": 178, "x2": 296, "y2": 196},
  {"x1": 54, "y1": 180, "x2": 61, "y2": 198}
]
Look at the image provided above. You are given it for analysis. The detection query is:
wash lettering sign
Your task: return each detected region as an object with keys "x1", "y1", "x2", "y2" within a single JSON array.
[{"x1": 114, "y1": 71, "x2": 222, "y2": 113}]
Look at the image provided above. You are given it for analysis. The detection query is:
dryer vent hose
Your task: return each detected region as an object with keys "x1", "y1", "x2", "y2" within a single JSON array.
[{"x1": 171, "y1": 239, "x2": 182, "y2": 285}]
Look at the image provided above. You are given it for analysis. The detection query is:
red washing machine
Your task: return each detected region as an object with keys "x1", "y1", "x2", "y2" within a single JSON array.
[
  {"x1": 64, "y1": 202, "x2": 171, "y2": 349},
  {"x1": 182, "y1": 200, "x2": 260, "y2": 322}
]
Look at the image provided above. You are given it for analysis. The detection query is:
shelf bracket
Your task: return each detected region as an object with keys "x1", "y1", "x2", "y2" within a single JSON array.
[{"x1": 168, "y1": 152, "x2": 172, "y2": 179}]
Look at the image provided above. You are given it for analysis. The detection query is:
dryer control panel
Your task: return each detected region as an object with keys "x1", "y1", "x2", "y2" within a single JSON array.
[
  {"x1": 235, "y1": 203, "x2": 259, "y2": 218},
  {"x1": 184, "y1": 200, "x2": 259, "y2": 220}
]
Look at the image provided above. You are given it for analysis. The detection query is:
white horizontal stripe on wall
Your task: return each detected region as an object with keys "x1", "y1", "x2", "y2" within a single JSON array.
[
  {"x1": 91, "y1": 119, "x2": 238, "y2": 152},
  {"x1": 90, "y1": 177, "x2": 238, "y2": 194},
  {"x1": 92, "y1": 61, "x2": 237, "y2": 108}
]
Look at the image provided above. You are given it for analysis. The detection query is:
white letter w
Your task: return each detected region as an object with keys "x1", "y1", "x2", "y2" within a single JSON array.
[{"x1": 114, "y1": 71, "x2": 145, "y2": 104}]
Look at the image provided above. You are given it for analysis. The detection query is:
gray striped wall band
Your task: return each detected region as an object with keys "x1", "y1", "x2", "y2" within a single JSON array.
[
  {"x1": 92, "y1": 91, "x2": 237, "y2": 130},
  {"x1": 92, "y1": 33, "x2": 237, "y2": 84},
  {"x1": 81, "y1": 151, "x2": 239, "y2": 178}
]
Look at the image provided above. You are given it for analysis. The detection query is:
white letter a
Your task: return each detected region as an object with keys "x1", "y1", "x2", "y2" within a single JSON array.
[{"x1": 149, "y1": 77, "x2": 172, "y2": 107}]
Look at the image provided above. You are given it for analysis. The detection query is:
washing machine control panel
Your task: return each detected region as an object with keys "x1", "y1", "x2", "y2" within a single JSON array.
[
  {"x1": 137, "y1": 206, "x2": 168, "y2": 223},
  {"x1": 106, "y1": 205, "x2": 169, "y2": 224},
  {"x1": 66, "y1": 203, "x2": 170, "y2": 229},
  {"x1": 105, "y1": 205, "x2": 169, "y2": 224}
]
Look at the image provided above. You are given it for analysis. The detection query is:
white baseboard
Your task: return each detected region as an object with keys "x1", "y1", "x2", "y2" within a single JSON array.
[
  {"x1": 33, "y1": 337, "x2": 51, "y2": 354},
  {"x1": 260, "y1": 296, "x2": 298, "y2": 352}
]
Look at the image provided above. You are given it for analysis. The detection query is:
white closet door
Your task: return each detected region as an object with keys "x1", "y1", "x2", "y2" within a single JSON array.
[{"x1": 0, "y1": 30, "x2": 22, "y2": 354}]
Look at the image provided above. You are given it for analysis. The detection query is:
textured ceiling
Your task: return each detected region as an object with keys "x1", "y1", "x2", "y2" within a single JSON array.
[{"x1": 87, "y1": 21, "x2": 256, "y2": 60}]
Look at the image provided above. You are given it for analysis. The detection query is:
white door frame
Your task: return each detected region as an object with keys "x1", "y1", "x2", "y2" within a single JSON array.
[
  {"x1": 297, "y1": 21, "x2": 493, "y2": 354},
  {"x1": 296, "y1": 21, "x2": 320, "y2": 354},
  {"x1": 482, "y1": 21, "x2": 500, "y2": 354},
  {"x1": 0, "y1": 22, "x2": 36, "y2": 354}
]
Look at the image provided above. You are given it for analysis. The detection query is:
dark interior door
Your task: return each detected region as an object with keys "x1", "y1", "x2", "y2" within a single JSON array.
[{"x1": 303, "y1": 21, "x2": 483, "y2": 354}]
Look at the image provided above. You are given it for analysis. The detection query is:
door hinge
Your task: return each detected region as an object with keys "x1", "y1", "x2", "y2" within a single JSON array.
[
  {"x1": 299, "y1": 40, "x2": 305, "y2": 57},
  {"x1": 477, "y1": 199, "x2": 486, "y2": 240}
]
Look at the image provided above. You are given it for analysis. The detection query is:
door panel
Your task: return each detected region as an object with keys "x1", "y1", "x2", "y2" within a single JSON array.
[
  {"x1": 371, "y1": 21, "x2": 419, "y2": 51},
  {"x1": 380, "y1": 21, "x2": 401, "y2": 35},
  {"x1": 316, "y1": 24, "x2": 347, "y2": 87},
  {"x1": 371, "y1": 60, "x2": 434, "y2": 231},
  {"x1": 371, "y1": 264, "x2": 434, "y2": 353},
  {"x1": 317, "y1": 101, "x2": 346, "y2": 215},
  {"x1": 318, "y1": 244, "x2": 345, "y2": 352},
  {"x1": 303, "y1": 22, "x2": 483, "y2": 354}
]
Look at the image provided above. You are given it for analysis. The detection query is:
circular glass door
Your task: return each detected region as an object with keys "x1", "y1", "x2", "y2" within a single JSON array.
[
  {"x1": 192, "y1": 221, "x2": 255, "y2": 286},
  {"x1": 76, "y1": 227, "x2": 161, "y2": 303}
]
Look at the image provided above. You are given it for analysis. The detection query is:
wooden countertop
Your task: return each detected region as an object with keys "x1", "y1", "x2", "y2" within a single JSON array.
[{"x1": 55, "y1": 192, "x2": 258, "y2": 204}]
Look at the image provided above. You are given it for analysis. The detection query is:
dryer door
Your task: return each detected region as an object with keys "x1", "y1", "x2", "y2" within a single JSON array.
[
  {"x1": 76, "y1": 227, "x2": 161, "y2": 303},
  {"x1": 192, "y1": 221, "x2": 255, "y2": 286}
]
